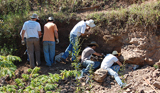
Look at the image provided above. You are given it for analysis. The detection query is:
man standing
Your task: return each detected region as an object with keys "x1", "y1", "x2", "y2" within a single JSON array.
[
  {"x1": 21, "y1": 14, "x2": 42, "y2": 69},
  {"x1": 79, "y1": 41, "x2": 103, "y2": 78},
  {"x1": 61, "y1": 19, "x2": 96, "y2": 62},
  {"x1": 43, "y1": 17, "x2": 59, "y2": 66},
  {"x1": 101, "y1": 51, "x2": 125, "y2": 87}
]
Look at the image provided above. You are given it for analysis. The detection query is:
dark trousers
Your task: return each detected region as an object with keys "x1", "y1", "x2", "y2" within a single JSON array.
[{"x1": 26, "y1": 37, "x2": 41, "y2": 68}]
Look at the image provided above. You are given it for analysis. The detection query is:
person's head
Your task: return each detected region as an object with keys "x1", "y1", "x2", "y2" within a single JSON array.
[
  {"x1": 112, "y1": 50, "x2": 119, "y2": 57},
  {"x1": 88, "y1": 41, "x2": 99, "y2": 49},
  {"x1": 86, "y1": 19, "x2": 96, "y2": 28},
  {"x1": 30, "y1": 14, "x2": 38, "y2": 21},
  {"x1": 47, "y1": 17, "x2": 54, "y2": 22},
  {"x1": 36, "y1": 17, "x2": 40, "y2": 23}
]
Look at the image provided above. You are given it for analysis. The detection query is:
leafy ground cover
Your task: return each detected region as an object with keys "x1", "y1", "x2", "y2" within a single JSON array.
[
  {"x1": 0, "y1": 55, "x2": 21, "y2": 78},
  {"x1": 0, "y1": 66, "x2": 82, "y2": 93}
]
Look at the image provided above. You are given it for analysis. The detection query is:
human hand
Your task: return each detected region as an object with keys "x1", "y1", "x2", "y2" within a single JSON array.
[
  {"x1": 21, "y1": 40, "x2": 25, "y2": 45},
  {"x1": 86, "y1": 32, "x2": 92, "y2": 37},
  {"x1": 56, "y1": 39, "x2": 59, "y2": 44},
  {"x1": 86, "y1": 26, "x2": 90, "y2": 31},
  {"x1": 101, "y1": 53, "x2": 105, "y2": 56}
]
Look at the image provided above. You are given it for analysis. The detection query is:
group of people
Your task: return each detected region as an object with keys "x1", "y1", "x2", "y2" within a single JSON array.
[
  {"x1": 20, "y1": 13, "x2": 128, "y2": 88},
  {"x1": 20, "y1": 14, "x2": 59, "y2": 68},
  {"x1": 79, "y1": 41, "x2": 126, "y2": 88}
]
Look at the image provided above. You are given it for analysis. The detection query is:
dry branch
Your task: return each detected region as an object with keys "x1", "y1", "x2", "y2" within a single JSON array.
[{"x1": 143, "y1": 77, "x2": 158, "y2": 93}]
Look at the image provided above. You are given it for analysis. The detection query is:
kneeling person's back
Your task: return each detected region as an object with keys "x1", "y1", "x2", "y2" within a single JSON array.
[{"x1": 101, "y1": 54, "x2": 118, "y2": 69}]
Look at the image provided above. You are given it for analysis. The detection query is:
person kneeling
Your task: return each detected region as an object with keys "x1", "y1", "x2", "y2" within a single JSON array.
[
  {"x1": 79, "y1": 41, "x2": 103, "y2": 78},
  {"x1": 101, "y1": 50, "x2": 130, "y2": 88}
]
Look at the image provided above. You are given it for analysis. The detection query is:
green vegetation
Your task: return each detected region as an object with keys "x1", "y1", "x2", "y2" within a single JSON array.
[
  {"x1": 119, "y1": 60, "x2": 126, "y2": 84},
  {"x1": 0, "y1": 67, "x2": 81, "y2": 92},
  {"x1": 0, "y1": 55, "x2": 21, "y2": 78},
  {"x1": 153, "y1": 64, "x2": 159, "y2": 69},
  {"x1": 87, "y1": 1, "x2": 160, "y2": 35}
]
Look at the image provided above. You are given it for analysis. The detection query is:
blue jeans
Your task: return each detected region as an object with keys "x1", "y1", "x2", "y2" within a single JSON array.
[
  {"x1": 82, "y1": 60, "x2": 100, "y2": 73},
  {"x1": 62, "y1": 34, "x2": 78, "y2": 61},
  {"x1": 106, "y1": 65, "x2": 124, "y2": 87},
  {"x1": 43, "y1": 41, "x2": 56, "y2": 66}
]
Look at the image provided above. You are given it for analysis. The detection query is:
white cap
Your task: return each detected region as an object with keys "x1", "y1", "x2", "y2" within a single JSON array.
[
  {"x1": 48, "y1": 17, "x2": 54, "y2": 21},
  {"x1": 112, "y1": 51, "x2": 118, "y2": 55},
  {"x1": 86, "y1": 19, "x2": 96, "y2": 28}
]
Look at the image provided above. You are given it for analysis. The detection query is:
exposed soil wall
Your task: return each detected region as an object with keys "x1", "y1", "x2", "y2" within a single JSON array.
[{"x1": 53, "y1": 18, "x2": 160, "y2": 66}]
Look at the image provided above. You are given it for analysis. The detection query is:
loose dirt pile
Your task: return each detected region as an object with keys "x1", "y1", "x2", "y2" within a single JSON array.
[{"x1": 86, "y1": 65, "x2": 160, "y2": 93}]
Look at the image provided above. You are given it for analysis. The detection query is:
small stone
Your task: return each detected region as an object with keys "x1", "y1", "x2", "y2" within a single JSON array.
[
  {"x1": 153, "y1": 70, "x2": 160, "y2": 77},
  {"x1": 123, "y1": 84, "x2": 132, "y2": 90},
  {"x1": 139, "y1": 89, "x2": 145, "y2": 93},
  {"x1": 124, "y1": 74, "x2": 129, "y2": 79},
  {"x1": 110, "y1": 82, "x2": 114, "y2": 85},
  {"x1": 85, "y1": 91, "x2": 90, "y2": 93},
  {"x1": 153, "y1": 81, "x2": 160, "y2": 89},
  {"x1": 126, "y1": 88, "x2": 131, "y2": 92},
  {"x1": 103, "y1": 82, "x2": 108, "y2": 86},
  {"x1": 148, "y1": 90, "x2": 155, "y2": 93},
  {"x1": 64, "y1": 85, "x2": 69, "y2": 89},
  {"x1": 60, "y1": 89, "x2": 67, "y2": 93},
  {"x1": 94, "y1": 68, "x2": 108, "y2": 83},
  {"x1": 134, "y1": 82, "x2": 138, "y2": 86},
  {"x1": 68, "y1": 88, "x2": 74, "y2": 92},
  {"x1": 82, "y1": 82, "x2": 86, "y2": 86}
]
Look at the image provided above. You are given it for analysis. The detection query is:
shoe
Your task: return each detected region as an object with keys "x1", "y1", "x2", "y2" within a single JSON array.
[
  {"x1": 76, "y1": 68, "x2": 88, "y2": 79},
  {"x1": 60, "y1": 57, "x2": 66, "y2": 64},
  {"x1": 26, "y1": 61, "x2": 30, "y2": 64},
  {"x1": 121, "y1": 83, "x2": 131, "y2": 89},
  {"x1": 46, "y1": 63, "x2": 52, "y2": 67},
  {"x1": 37, "y1": 64, "x2": 41, "y2": 67}
]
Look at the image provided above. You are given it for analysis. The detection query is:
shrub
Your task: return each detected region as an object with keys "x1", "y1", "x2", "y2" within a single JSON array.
[{"x1": 0, "y1": 55, "x2": 21, "y2": 78}]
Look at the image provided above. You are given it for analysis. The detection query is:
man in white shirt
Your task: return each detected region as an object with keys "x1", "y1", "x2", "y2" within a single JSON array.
[
  {"x1": 101, "y1": 51, "x2": 125, "y2": 87},
  {"x1": 61, "y1": 19, "x2": 96, "y2": 62},
  {"x1": 21, "y1": 14, "x2": 42, "y2": 69}
]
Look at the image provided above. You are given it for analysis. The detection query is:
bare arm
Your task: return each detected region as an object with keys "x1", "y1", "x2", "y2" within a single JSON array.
[
  {"x1": 38, "y1": 31, "x2": 42, "y2": 38},
  {"x1": 116, "y1": 60, "x2": 123, "y2": 66},
  {"x1": 54, "y1": 30, "x2": 58, "y2": 39},
  {"x1": 21, "y1": 30, "x2": 25, "y2": 41},
  {"x1": 81, "y1": 26, "x2": 91, "y2": 36},
  {"x1": 93, "y1": 52, "x2": 102, "y2": 56}
]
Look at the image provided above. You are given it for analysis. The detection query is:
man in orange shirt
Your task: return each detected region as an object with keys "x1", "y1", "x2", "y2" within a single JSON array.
[{"x1": 43, "y1": 17, "x2": 59, "y2": 66}]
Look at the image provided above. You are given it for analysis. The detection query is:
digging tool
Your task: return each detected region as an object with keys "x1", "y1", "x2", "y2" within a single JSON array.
[{"x1": 143, "y1": 77, "x2": 158, "y2": 93}]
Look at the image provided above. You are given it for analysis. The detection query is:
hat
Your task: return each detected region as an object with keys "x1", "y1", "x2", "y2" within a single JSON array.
[
  {"x1": 30, "y1": 14, "x2": 38, "y2": 19},
  {"x1": 48, "y1": 17, "x2": 54, "y2": 21},
  {"x1": 86, "y1": 19, "x2": 96, "y2": 28},
  {"x1": 112, "y1": 51, "x2": 118, "y2": 55},
  {"x1": 89, "y1": 41, "x2": 99, "y2": 47}
]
